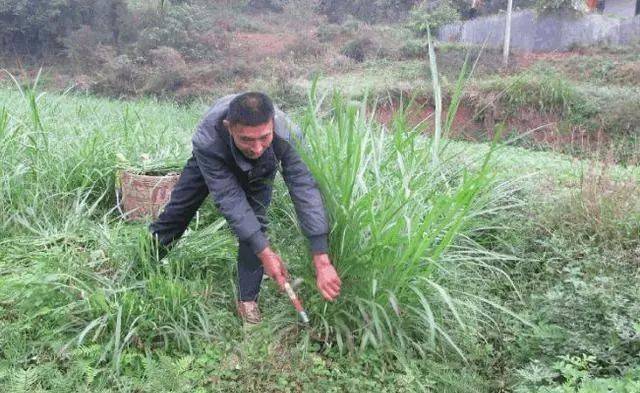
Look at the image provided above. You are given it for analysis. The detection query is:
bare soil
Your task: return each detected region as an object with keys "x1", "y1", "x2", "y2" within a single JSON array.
[
  {"x1": 230, "y1": 32, "x2": 297, "y2": 59},
  {"x1": 374, "y1": 98, "x2": 609, "y2": 154}
]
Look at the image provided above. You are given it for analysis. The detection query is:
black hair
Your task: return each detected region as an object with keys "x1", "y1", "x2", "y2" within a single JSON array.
[{"x1": 226, "y1": 92, "x2": 275, "y2": 126}]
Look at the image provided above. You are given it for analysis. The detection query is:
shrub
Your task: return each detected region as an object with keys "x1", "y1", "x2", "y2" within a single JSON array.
[
  {"x1": 142, "y1": 46, "x2": 188, "y2": 96},
  {"x1": 265, "y1": 75, "x2": 308, "y2": 110},
  {"x1": 400, "y1": 39, "x2": 427, "y2": 59},
  {"x1": 317, "y1": 0, "x2": 418, "y2": 23},
  {"x1": 316, "y1": 23, "x2": 343, "y2": 43},
  {"x1": 92, "y1": 54, "x2": 146, "y2": 97},
  {"x1": 535, "y1": 0, "x2": 588, "y2": 13},
  {"x1": 246, "y1": 0, "x2": 286, "y2": 12},
  {"x1": 281, "y1": 0, "x2": 322, "y2": 21},
  {"x1": 598, "y1": 95, "x2": 640, "y2": 138},
  {"x1": 325, "y1": 54, "x2": 354, "y2": 71},
  {"x1": 284, "y1": 35, "x2": 326, "y2": 59},
  {"x1": 340, "y1": 37, "x2": 375, "y2": 62},
  {"x1": 609, "y1": 61, "x2": 640, "y2": 86},
  {"x1": 210, "y1": 57, "x2": 255, "y2": 84},
  {"x1": 64, "y1": 26, "x2": 120, "y2": 72},
  {"x1": 553, "y1": 162, "x2": 640, "y2": 247},
  {"x1": 135, "y1": 3, "x2": 218, "y2": 60},
  {"x1": 340, "y1": 14, "x2": 364, "y2": 33},
  {"x1": 482, "y1": 69, "x2": 596, "y2": 118},
  {"x1": 194, "y1": 30, "x2": 231, "y2": 52}
]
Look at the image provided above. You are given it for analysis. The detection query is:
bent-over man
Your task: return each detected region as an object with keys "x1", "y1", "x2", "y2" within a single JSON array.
[{"x1": 150, "y1": 92, "x2": 341, "y2": 324}]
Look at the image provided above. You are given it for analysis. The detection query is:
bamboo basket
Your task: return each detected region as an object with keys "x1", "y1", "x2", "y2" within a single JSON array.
[{"x1": 117, "y1": 170, "x2": 180, "y2": 221}]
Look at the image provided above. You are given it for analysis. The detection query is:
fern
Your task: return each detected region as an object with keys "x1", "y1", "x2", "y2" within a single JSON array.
[
  {"x1": 176, "y1": 355, "x2": 194, "y2": 375},
  {"x1": 7, "y1": 368, "x2": 38, "y2": 393}
]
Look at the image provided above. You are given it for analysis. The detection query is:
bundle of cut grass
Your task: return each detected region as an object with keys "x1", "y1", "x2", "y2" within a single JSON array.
[
  {"x1": 114, "y1": 154, "x2": 183, "y2": 221},
  {"x1": 115, "y1": 152, "x2": 184, "y2": 176}
]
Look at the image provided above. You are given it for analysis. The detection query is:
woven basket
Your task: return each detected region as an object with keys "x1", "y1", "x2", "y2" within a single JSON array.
[{"x1": 118, "y1": 170, "x2": 180, "y2": 221}]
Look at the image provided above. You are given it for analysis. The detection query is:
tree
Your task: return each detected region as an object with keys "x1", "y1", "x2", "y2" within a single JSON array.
[
  {"x1": 409, "y1": 0, "x2": 461, "y2": 35},
  {"x1": 535, "y1": 0, "x2": 589, "y2": 12},
  {"x1": 318, "y1": 0, "x2": 420, "y2": 23},
  {"x1": 0, "y1": 0, "x2": 129, "y2": 57}
]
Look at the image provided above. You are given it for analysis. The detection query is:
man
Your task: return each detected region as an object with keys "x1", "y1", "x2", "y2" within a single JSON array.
[{"x1": 150, "y1": 92, "x2": 341, "y2": 324}]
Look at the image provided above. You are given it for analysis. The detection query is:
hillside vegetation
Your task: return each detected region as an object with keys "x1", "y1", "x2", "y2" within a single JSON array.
[{"x1": 1, "y1": 73, "x2": 640, "y2": 390}]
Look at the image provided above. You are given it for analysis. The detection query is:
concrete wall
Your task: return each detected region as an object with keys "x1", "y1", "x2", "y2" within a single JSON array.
[
  {"x1": 603, "y1": 0, "x2": 638, "y2": 18},
  {"x1": 438, "y1": 9, "x2": 640, "y2": 52}
]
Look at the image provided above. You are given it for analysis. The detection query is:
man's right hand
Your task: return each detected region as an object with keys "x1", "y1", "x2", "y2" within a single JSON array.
[{"x1": 257, "y1": 246, "x2": 289, "y2": 291}]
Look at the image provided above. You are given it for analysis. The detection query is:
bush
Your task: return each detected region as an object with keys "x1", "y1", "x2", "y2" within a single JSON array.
[
  {"x1": 92, "y1": 54, "x2": 145, "y2": 97},
  {"x1": 597, "y1": 93, "x2": 640, "y2": 138},
  {"x1": 284, "y1": 35, "x2": 326, "y2": 59},
  {"x1": 246, "y1": 0, "x2": 286, "y2": 12},
  {"x1": 64, "y1": 26, "x2": 119, "y2": 72},
  {"x1": 603, "y1": 61, "x2": 640, "y2": 86},
  {"x1": 340, "y1": 37, "x2": 375, "y2": 62},
  {"x1": 210, "y1": 58, "x2": 255, "y2": 84},
  {"x1": 535, "y1": 0, "x2": 588, "y2": 13},
  {"x1": 265, "y1": 75, "x2": 308, "y2": 110},
  {"x1": 142, "y1": 46, "x2": 188, "y2": 96},
  {"x1": 482, "y1": 69, "x2": 596, "y2": 118},
  {"x1": 399, "y1": 39, "x2": 427, "y2": 59},
  {"x1": 555, "y1": 163, "x2": 640, "y2": 247},
  {"x1": 316, "y1": 23, "x2": 343, "y2": 43},
  {"x1": 325, "y1": 54, "x2": 355, "y2": 71},
  {"x1": 135, "y1": 3, "x2": 220, "y2": 60}
]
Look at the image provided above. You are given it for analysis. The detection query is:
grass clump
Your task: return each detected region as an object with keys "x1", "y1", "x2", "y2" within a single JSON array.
[
  {"x1": 291, "y1": 85, "x2": 523, "y2": 358},
  {"x1": 478, "y1": 68, "x2": 597, "y2": 120},
  {"x1": 0, "y1": 73, "x2": 524, "y2": 389},
  {"x1": 2, "y1": 70, "x2": 640, "y2": 390}
]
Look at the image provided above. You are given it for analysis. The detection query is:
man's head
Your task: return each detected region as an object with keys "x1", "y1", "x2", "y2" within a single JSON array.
[{"x1": 223, "y1": 92, "x2": 275, "y2": 160}]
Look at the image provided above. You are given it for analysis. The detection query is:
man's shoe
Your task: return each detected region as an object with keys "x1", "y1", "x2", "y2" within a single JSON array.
[{"x1": 236, "y1": 301, "x2": 262, "y2": 324}]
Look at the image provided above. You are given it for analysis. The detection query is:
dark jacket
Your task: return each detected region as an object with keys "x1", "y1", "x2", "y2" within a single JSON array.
[{"x1": 191, "y1": 94, "x2": 329, "y2": 255}]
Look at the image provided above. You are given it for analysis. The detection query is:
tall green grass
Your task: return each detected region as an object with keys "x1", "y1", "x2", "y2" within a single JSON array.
[
  {"x1": 280, "y1": 41, "x2": 525, "y2": 358},
  {"x1": 0, "y1": 56, "x2": 522, "y2": 379},
  {"x1": 0, "y1": 80, "x2": 238, "y2": 372},
  {"x1": 292, "y1": 82, "x2": 523, "y2": 357},
  {"x1": 0, "y1": 73, "x2": 191, "y2": 238}
]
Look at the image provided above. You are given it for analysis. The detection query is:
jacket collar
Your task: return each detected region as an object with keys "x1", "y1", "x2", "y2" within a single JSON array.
[{"x1": 229, "y1": 137, "x2": 254, "y2": 172}]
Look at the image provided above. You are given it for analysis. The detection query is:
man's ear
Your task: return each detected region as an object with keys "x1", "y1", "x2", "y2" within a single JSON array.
[{"x1": 222, "y1": 119, "x2": 230, "y2": 130}]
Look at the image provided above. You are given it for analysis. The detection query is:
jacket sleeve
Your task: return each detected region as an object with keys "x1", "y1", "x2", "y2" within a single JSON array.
[
  {"x1": 279, "y1": 136, "x2": 330, "y2": 254},
  {"x1": 193, "y1": 145, "x2": 269, "y2": 255}
]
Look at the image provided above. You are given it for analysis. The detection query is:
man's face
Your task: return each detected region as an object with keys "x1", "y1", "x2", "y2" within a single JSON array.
[{"x1": 224, "y1": 118, "x2": 274, "y2": 160}]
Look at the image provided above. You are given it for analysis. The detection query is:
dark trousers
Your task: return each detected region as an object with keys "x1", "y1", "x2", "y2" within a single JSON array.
[{"x1": 149, "y1": 155, "x2": 273, "y2": 301}]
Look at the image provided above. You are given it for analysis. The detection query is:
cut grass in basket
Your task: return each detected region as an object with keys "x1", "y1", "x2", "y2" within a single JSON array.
[{"x1": 115, "y1": 152, "x2": 184, "y2": 176}]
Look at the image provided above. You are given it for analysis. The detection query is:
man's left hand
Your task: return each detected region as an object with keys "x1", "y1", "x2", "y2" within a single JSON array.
[{"x1": 313, "y1": 254, "x2": 341, "y2": 301}]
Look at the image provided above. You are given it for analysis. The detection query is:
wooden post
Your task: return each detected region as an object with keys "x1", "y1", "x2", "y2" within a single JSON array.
[{"x1": 503, "y1": 0, "x2": 513, "y2": 67}]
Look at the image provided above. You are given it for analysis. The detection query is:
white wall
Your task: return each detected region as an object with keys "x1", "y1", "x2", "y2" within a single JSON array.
[
  {"x1": 603, "y1": 0, "x2": 638, "y2": 18},
  {"x1": 438, "y1": 10, "x2": 640, "y2": 52}
]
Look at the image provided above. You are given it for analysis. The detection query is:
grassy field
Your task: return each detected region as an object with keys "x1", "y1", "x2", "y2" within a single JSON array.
[
  {"x1": 1, "y1": 77, "x2": 640, "y2": 393},
  {"x1": 2, "y1": 1, "x2": 640, "y2": 390}
]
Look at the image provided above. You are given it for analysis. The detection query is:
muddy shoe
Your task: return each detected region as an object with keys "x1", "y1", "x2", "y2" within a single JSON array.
[{"x1": 236, "y1": 301, "x2": 262, "y2": 325}]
